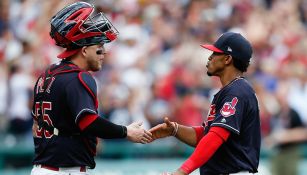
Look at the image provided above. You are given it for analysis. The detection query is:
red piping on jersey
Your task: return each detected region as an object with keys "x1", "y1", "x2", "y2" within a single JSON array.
[
  {"x1": 180, "y1": 127, "x2": 230, "y2": 174},
  {"x1": 78, "y1": 72, "x2": 99, "y2": 109},
  {"x1": 78, "y1": 113, "x2": 98, "y2": 131}
]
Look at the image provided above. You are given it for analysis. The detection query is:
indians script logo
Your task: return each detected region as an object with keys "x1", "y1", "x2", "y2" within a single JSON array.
[{"x1": 220, "y1": 97, "x2": 238, "y2": 117}]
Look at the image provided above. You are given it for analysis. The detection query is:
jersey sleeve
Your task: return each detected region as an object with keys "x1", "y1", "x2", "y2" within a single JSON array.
[
  {"x1": 65, "y1": 73, "x2": 98, "y2": 124},
  {"x1": 210, "y1": 95, "x2": 245, "y2": 135}
]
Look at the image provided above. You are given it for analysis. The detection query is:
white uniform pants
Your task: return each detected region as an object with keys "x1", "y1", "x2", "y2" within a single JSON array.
[
  {"x1": 31, "y1": 165, "x2": 92, "y2": 175},
  {"x1": 230, "y1": 172, "x2": 258, "y2": 175}
]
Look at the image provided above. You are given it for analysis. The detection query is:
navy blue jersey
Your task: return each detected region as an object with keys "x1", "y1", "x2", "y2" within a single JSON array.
[
  {"x1": 200, "y1": 78, "x2": 260, "y2": 175},
  {"x1": 31, "y1": 61, "x2": 98, "y2": 168}
]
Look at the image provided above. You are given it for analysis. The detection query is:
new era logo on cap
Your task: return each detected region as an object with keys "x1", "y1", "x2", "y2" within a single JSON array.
[
  {"x1": 227, "y1": 47, "x2": 232, "y2": 52},
  {"x1": 200, "y1": 32, "x2": 253, "y2": 62}
]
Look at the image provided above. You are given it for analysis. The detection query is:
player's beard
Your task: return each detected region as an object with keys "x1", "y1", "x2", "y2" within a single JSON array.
[
  {"x1": 87, "y1": 58, "x2": 102, "y2": 72},
  {"x1": 206, "y1": 65, "x2": 223, "y2": 77},
  {"x1": 206, "y1": 67, "x2": 213, "y2": 76},
  {"x1": 206, "y1": 63, "x2": 213, "y2": 76}
]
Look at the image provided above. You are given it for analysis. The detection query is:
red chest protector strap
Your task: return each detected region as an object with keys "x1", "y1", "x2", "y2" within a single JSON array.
[{"x1": 78, "y1": 72, "x2": 98, "y2": 109}]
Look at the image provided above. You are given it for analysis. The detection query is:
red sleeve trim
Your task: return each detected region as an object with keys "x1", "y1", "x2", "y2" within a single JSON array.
[
  {"x1": 78, "y1": 113, "x2": 98, "y2": 131},
  {"x1": 180, "y1": 127, "x2": 230, "y2": 174},
  {"x1": 192, "y1": 126, "x2": 204, "y2": 144}
]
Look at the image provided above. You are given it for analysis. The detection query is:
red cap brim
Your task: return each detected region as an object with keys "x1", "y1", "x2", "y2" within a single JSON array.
[
  {"x1": 200, "y1": 44, "x2": 224, "y2": 53},
  {"x1": 57, "y1": 48, "x2": 81, "y2": 59}
]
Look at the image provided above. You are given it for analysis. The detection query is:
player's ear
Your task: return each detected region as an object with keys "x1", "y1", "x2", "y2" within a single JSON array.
[
  {"x1": 224, "y1": 54, "x2": 233, "y2": 65},
  {"x1": 81, "y1": 46, "x2": 88, "y2": 57}
]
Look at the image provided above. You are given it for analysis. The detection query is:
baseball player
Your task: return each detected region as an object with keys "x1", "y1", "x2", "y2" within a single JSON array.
[
  {"x1": 150, "y1": 32, "x2": 261, "y2": 175},
  {"x1": 30, "y1": 2, "x2": 152, "y2": 175}
]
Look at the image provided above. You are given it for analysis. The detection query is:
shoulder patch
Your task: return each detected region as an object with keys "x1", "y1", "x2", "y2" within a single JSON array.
[
  {"x1": 78, "y1": 72, "x2": 98, "y2": 109},
  {"x1": 220, "y1": 97, "x2": 238, "y2": 117}
]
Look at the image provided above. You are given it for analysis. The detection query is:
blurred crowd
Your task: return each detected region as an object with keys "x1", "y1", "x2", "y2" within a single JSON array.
[{"x1": 0, "y1": 0, "x2": 307, "y2": 172}]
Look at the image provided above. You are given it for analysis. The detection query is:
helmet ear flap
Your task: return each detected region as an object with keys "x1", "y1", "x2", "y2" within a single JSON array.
[{"x1": 50, "y1": 27, "x2": 72, "y2": 48}]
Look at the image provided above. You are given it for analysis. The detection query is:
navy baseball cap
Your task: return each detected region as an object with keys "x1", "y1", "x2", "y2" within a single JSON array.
[{"x1": 201, "y1": 32, "x2": 253, "y2": 62}]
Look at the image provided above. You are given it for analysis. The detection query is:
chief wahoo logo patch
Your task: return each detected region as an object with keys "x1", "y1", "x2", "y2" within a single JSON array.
[{"x1": 220, "y1": 97, "x2": 238, "y2": 117}]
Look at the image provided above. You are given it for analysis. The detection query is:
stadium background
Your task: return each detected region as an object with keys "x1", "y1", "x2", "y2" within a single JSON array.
[{"x1": 0, "y1": 0, "x2": 307, "y2": 174}]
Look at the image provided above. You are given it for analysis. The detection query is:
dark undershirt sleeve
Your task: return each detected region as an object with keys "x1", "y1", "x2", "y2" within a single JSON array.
[{"x1": 79, "y1": 114, "x2": 127, "y2": 139}]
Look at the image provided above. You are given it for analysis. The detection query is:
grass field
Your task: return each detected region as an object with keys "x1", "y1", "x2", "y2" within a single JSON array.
[
  {"x1": 1, "y1": 137, "x2": 306, "y2": 175},
  {"x1": 3, "y1": 158, "x2": 307, "y2": 175}
]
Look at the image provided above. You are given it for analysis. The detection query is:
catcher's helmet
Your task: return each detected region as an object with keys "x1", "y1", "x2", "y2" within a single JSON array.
[{"x1": 50, "y1": 2, "x2": 118, "y2": 58}]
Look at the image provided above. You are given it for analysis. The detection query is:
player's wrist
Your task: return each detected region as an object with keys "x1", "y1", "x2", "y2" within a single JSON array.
[
  {"x1": 177, "y1": 168, "x2": 189, "y2": 175},
  {"x1": 180, "y1": 160, "x2": 193, "y2": 175},
  {"x1": 126, "y1": 123, "x2": 138, "y2": 140},
  {"x1": 171, "y1": 122, "x2": 179, "y2": 136},
  {"x1": 126, "y1": 125, "x2": 135, "y2": 140},
  {"x1": 122, "y1": 126, "x2": 127, "y2": 138}
]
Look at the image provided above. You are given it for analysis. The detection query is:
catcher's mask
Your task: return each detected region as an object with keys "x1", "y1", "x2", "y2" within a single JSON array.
[{"x1": 50, "y1": 2, "x2": 118, "y2": 58}]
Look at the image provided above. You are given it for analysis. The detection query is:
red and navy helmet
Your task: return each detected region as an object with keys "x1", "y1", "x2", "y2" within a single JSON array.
[{"x1": 50, "y1": 2, "x2": 118, "y2": 58}]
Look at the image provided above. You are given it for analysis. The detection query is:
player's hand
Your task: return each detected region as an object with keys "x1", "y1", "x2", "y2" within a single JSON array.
[
  {"x1": 149, "y1": 117, "x2": 176, "y2": 141},
  {"x1": 161, "y1": 169, "x2": 187, "y2": 175},
  {"x1": 126, "y1": 121, "x2": 152, "y2": 144},
  {"x1": 161, "y1": 173, "x2": 173, "y2": 175}
]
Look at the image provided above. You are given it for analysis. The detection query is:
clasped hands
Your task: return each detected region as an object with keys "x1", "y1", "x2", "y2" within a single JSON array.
[
  {"x1": 127, "y1": 117, "x2": 177, "y2": 144},
  {"x1": 161, "y1": 170, "x2": 188, "y2": 175},
  {"x1": 127, "y1": 117, "x2": 186, "y2": 175}
]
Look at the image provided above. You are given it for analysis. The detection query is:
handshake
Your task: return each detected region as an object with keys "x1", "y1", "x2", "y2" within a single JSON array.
[
  {"x1": 126, "y1": 118, "x2": 187, "y2": 175},
  {"x1": 126, "y1": 117, "x2": 178, "y2": 144}
]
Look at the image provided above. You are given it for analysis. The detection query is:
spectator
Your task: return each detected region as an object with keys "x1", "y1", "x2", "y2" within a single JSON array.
[
  {"x1": 265, "y1": 84, "x2": 306, "y2": 175},
  {"x1": 7, "y1": 62, "x2": 33, "y2": 136}
]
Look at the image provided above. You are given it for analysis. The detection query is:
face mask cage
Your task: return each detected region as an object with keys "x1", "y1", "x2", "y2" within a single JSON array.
[{"x1": 80, "y1": 12, "x2": 119, "y2": 42}]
